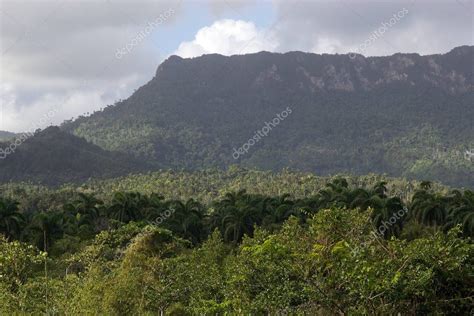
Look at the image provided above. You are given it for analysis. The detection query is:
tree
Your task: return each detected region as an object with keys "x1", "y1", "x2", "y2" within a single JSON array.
[
  {"x1": 221, "y1": 204, "x2": 258, "y2": 243},
  {"x1": 0, "y1": 236, "x2": 44, "y2": 293},
  {"x1": 64, "y1": 193, "x2": 104, "y2": 235},
  {"x1": 166, "y1": 199, "x2": 205, "y2": 244},
  {"x1": 29, "y1": 211, "x2": 65, "y2": 252},
  {"x1": 446, "y1": 190, "x2": 474, "y2": 236},
  {"x1": 0, "y1": 197, "x2": 25, "y2": 240},
  {"x1": 411, "y1": 189, "x2": 447, "y2": 227},
  {"x1": 108, "y1": 192, "x2": 147, "y2": 223}
]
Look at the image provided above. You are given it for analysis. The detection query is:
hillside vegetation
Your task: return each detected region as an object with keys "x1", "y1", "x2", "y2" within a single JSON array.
[
  {"x1": 0, "y1": 131, "x2": 16, "y2": 142},
  {"x1": 62, "y1": 46, "x2": 474, "y2": 187},
  {"x1": 0, "y1": 127, "x2": 147, "y2": 185}
]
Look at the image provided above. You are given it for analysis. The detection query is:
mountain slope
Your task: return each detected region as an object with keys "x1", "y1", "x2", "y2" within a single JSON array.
[
  {"x1": 0, "y1": 131, "x2": 17, "y2": 142},
  {"x1": 0, "y1": 126, "x2": 146, "y2": 185},
  {"x1": 57, "y1": 46, "x2": 473, "y2": 187}
]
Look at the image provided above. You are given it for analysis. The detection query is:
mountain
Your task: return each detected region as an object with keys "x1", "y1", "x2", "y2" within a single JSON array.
[
  {"x1": 60, "y1": 46, "x2": 473, "y2": 187},
  {"x1": 0, "y1": 126, "x2": 146, "y2": 185},
  {"x1": 0, "y1": 131, "x2": 17, "y2": 142}
]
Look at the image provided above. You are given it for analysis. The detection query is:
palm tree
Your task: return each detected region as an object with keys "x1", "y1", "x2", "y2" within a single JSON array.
[
  {"x1": 221, "y1": 205, "x2": 258, "y2": 243},
  {"x1": 221, "y1": 190, "x2": 247, "y2": 206},
  {"x1": 371, "y1": 196, "x2": 406, "y2": 238},
  {"x1": 209, "y1": 190, "x2": 262, "y2": 243},
  {"x1": 64, "y1": 193, "x2": 104, "y2": 234},
  {"x1": 317, "y1": 178, "x2": 351, "y2": 209},
  {"x1": 372, "y1": 181, "x2": 388, "y2": 199},
  {"x1": 410, "y1": 189, "x2": 447, "y2": 227},
  {"x1": 446, "y1": 190, "x2": 474, "y2": 236},
  {"x1": 0, "y1": 197, "x2": 25, "y2": 240},
  {"x1": 108, "y1": 192, "x2": 147, "y2": 223},
  {"x1": 29, "y1": 211, "x2": 65, "y2": 252},
  {"x1": 207, "y1": 206, "x2": 228, "y2": 235},
  {"x1": 222, "y1": 195, "x2": 261, "y2": 243},
  {"x1": 261, "y1": 194, "x2": 298, "y2": 229},
  {"x1": 166, "y1": 199, "x2": 204, "y2": 243},
  {"x1": 142, "y1": 193, "x2": 166, "y2": 221}
]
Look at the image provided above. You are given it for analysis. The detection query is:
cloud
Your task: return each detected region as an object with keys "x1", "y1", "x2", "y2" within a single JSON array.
[
  {"x1": 0, "y1": 74, "x2": 142, "y2": 132},
  {"x1": 206, "y1": 0, "x2": 257, "y2": 17},
  {"x1": 174, "y1": 19, "x2": 278, "y2": 58},
  {"x1": 174, "y1": 1, "x2": 472, "y2": 60},
  {"x1": 0, "y1": 0, "x2": 180, "y2": 132},
  {"x1": 271, "y1": 0, "x2": 473, "y2": 56}
]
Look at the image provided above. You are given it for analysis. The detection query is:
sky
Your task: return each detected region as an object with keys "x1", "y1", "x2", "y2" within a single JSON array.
[{"x1": 0, "y1": 0, "x2": 472, "y2": 132}]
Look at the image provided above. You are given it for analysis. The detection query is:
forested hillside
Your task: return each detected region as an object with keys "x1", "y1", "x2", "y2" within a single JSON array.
[
  {"x1": 62, "y1": 46, "x2": 474, "y2": 187},
  {"x1": 0, "y1": 127, "x2": 147, "y2": 185},
  {"x1": 0, "y1": 131, "x2": 16, "y2": 142}
]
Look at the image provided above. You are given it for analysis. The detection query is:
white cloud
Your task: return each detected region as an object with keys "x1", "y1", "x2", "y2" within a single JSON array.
[
  {"x1": 174, "y1": 19, "x2": 278, "y2": 58},
  {"x1": 311, "y1": 37, "x2": 346, "y2": 55},
  {"x1": 0, "y1": 74, "x2": 141, "y2": 132},
  {"x1": 0, "y1": 0, "x2": 179, "y2": 132}
]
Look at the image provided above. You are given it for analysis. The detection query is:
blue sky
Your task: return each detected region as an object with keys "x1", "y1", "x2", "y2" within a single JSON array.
[{"x1": 151, "y1": 1, "x2": 276, "y2": 57}]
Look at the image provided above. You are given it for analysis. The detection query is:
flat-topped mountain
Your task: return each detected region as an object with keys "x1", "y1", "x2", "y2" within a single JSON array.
[
  {"x1": 2, "y1": 46, "x2": 472, "y2": 187},
  {"x1": 60, "y1": 46, "x2": 473, "y2": 187}
]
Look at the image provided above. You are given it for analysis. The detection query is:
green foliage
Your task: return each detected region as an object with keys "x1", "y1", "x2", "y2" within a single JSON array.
[
  {"x1": 0, "y1": 126, "x2": 147, "y2": 185},
  {"x1": 0, "y1": 236, "x2": 44, "y2": 293},
  {"x1": 0, "y1": 172, "x2": 473, "y2": 314},
  {"x1": 0, "y1": 197, "x2": 24, "y2": 240}
]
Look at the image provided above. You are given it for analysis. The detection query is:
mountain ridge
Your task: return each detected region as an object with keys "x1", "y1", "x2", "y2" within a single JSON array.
[
  {"x1": 154, "y1": 45, "x2": 473, "y2": 94},
  {"x1": 1, "y1": 46, "x2": 472, "y2": 187},
  {"x1": 60, "y1": 45, "x2": 473, "y2": 188}
]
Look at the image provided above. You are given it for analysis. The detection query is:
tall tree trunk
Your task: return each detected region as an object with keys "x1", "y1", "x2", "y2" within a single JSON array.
[{"x1": 44, "y1": 229, "x2": 49, "y2": 313}]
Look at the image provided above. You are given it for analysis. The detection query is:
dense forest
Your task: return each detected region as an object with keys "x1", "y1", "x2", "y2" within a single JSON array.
[{"x1": 1, "y1": 170, "x2": 473, "y2": 314}]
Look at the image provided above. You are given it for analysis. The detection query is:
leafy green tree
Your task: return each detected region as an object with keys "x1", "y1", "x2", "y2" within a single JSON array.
[
  {"x1": 0, "y1": 236, "x2": 44, "y2": 293},
  {"x1": 226, "y1": 218, "x2": 313, "y2": 314}
]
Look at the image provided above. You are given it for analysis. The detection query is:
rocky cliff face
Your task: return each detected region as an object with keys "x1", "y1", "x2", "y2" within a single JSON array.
[{"x1": 154, "y1": 45, "x2": 473, "y2": 94}]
